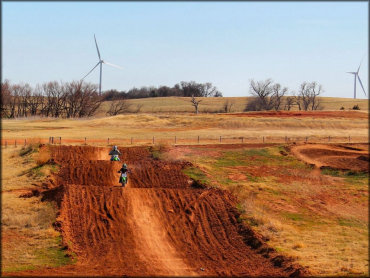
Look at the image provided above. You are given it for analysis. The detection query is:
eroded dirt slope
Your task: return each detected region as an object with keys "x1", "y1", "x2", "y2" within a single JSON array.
[{"x1": 6, "y1": 145, "x2": 305, "y2": 277}]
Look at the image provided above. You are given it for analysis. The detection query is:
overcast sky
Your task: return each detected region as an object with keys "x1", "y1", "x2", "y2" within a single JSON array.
[{"x1": 2, "y1": 1, "x2": 368, "y2": 98}]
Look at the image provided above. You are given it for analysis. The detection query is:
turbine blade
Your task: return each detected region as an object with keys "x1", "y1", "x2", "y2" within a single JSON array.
[
  {"x1": 103, "y1": 61, "x2": 122, "y2": 69},
  {"x1": 357, "y1": 63, "x2": 362, "y2": 73},
  {"x1": 357, "y1": 54, "x2": 366, "y2": 73},
  {"x1": 357, "y1": 75, "x2": 367, "y2": 96},
  {"x1": 94, "y1": 34, "x2": 101, "y2": 60},
  {"x1": 81, "y1": 62, "x2": 100, "y2": 80},
  {"x1": 347, "y1": 72, "x2": 356, "y2": 74}
]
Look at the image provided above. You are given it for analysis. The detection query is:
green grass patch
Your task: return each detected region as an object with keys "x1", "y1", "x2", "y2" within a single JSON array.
[
  {"x1": 182, "y1": 166, "x2": 210, "y2": 186},
  {"x1": 283, "y1": 212, "x2": 304, "y2": 222},
  {"x1": 34, "y1": 236, "x2": 76, "y2": 267},
  {"x1": 321, "y1": 168, "x2": 369, "y2": 186},
  {"x1": 3, "y1": 264, "x2": 38, "y2": 273},
  {"x1": 149, "y1": 143, "x2": 169, "y2": 160},
  {"x1": 28, "y1": 164, "x2": 59, "y2": 178}
]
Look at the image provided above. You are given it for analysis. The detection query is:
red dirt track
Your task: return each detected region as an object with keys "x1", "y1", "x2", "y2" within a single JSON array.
[
  {"x1": 291, "y1": 143, "x2": 369, "y2": 171},
  {"x1": 7, "y1": 145, "x2": 306, "y2": 277}
]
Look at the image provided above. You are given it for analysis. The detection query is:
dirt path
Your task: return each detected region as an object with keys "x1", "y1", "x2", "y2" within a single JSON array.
[
  {"x1": 291, "y1": 143, "x2": 368, "y2": 171},
  {"x1": 5, "y1": 145, "x2": 305, "y2": 277},
  {"x1": 127, "y1": 188, "x2": 196, "y2": 276}
]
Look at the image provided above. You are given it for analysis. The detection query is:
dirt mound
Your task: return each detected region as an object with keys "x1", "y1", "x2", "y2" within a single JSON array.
[
  {"x1": 6, "y1": 145, "x2": 306, "y2": 277},
  {"x1": 291, "y1": 144, "x2": 369, "y2": 172}
]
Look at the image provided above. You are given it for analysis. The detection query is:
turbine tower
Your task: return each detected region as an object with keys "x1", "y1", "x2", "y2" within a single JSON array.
[
  {"x1": 347, "y1": 59, "x2": 367, "y2": 99},
  {"x1": 82, "y1": 34, "x2": 122, "y2": 94}
]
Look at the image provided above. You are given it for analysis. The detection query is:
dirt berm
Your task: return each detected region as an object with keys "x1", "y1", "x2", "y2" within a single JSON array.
[{"x1": 7, "y1": 145, "x2": 307, "y2": 277}]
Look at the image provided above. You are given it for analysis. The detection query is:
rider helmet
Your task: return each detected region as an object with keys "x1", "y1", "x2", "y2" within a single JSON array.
[
  {"x1": 123, "y1": 163, "x2": 127, "y2": 169},
  {"x1": 113, "y1": 145, "x2": 118, "y2": 151}
]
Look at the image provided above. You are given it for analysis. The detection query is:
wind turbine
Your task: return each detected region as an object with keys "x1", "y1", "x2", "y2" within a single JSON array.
[
  {"x1": 82, "y1": 34, "x2": 122, "y2": 94},
  {"x1": 347, "y1": 59, "x2": 367, "y2": 99}
]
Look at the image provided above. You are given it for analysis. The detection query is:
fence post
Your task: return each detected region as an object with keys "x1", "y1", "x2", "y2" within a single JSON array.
[
  {"x1": 328, "y1": 136, "x2": 331, "y2": 142},
  {"x1": 263, "y1": 136, "x2": 265, "y2": 143},
  {"x1": 198, "y1": 136, "x2": 200, "y2": 144},
  {"x1": 285, "y1": 136, "x2": 287, "y2": 142},
  {"x1": 131, "y1": 137, "x2": 133, "y2": 145},
  {"x1": 220, "y1": 136, "x2": 222, "y2": 143},
  {"x1": 153, "y1": 136, "x2": 155, "y2": 144},
  {"x1": 15, "y1": 140, "x2": 17, "y2": 148},
  {"x1": 5, "y1": 140, "x2": 7, "y2": 148},
  {"x1": 60, "y1": 137, "x2": 61, "y2": 145},
  {"x1": 108, "y1": 138, "x2": 109, "y2": 145},
  {"x1": 85, "y1": 137, "x2": 86, "y2": 145},
  {"x1": 24, "y1": 139, "x2": 26, "y2": 146},
  {"x1": 305, "y1": 137, "x2": 308, "y2": 143},
  {"x1": 241, "y1": 137, "x2": 244, "y2": 143},
  {"x1": 175, "y1": 136, "x2": 177, "y2": 144},
  {"x1": 349, "y1": 136, "x2": 351, "y2": 143}
]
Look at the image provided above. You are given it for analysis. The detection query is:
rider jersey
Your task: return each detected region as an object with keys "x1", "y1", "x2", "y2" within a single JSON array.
[{"x1": 118, "y1": 167, "x2": 130, "y2": 174}]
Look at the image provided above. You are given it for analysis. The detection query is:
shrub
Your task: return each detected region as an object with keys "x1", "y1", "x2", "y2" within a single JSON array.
[{"x1": 352, "y1": 104, "x2": 360, "y2": 110}]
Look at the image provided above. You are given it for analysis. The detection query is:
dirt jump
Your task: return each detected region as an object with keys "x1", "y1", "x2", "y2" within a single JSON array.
[
  {"x1": 290, "y1": 143, "x2": 369, "y2": 172},
  {"x1": 6, "y1": 145, "x2": 306, "y2": 277}
]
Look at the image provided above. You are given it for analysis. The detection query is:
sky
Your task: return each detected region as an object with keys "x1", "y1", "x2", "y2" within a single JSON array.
[{"x1": 2, "y1": 1, "x2": 368, "y2": 98}]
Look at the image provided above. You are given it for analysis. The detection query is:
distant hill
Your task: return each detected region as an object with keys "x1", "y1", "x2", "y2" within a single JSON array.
[{"x1": 97, "y1": 96, "x2": 369, "y2": 116}]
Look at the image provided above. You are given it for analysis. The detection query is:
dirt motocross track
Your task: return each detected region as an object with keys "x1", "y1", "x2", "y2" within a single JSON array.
[{"x1": 8, "y1": 146, "x2": 306, "y2": 277}]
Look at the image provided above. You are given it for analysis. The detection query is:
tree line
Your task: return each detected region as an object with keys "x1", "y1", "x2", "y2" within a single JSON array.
[
  {"x1": 102, "y1": 81, "x2": 222, "y2": 101},
  {"x1": 1, "y1": 80, "x2": 102, "y2": 118},
  {"x1": 1, "y1": 80, "x2": 222, "y2": 118},
  {"x1": 245, "y1": 79, "x2": 323, "y2": 111}
]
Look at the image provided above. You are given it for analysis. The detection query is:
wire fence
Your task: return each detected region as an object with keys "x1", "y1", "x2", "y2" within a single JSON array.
[{"x1": 1, "y1": 135, "x2": 368, "y2": 148}]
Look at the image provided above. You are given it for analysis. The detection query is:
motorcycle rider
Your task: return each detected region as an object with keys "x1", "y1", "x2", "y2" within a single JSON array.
[
  {"x1": 109, "y1": 145, "x2": 121, "y2": 161},
  {"x1": 118, "y1": 163, "x2": 131, "y2": 187}
]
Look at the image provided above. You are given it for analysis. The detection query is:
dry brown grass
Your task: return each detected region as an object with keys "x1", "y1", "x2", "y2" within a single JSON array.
[
  {"x1": 35, "y1": 147, "x2": 51, "y2": 166},
  {"x1": 2, "y1": 110, "x2": 368, "y2": 146},
  {"x1": 96, "y1": 96, "x2": 369, "y2": 115},
  {"x1": 1, "y1": 147, "x2": 72, "y2": 273}
]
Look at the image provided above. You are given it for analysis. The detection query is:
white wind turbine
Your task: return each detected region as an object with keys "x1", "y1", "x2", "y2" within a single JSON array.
[
  {"x1": 347, "y1": 59, "x2": 367, "y2": 99},
  {"x1": 82, "y1": 34, "x2": 122, "y2": 94}
]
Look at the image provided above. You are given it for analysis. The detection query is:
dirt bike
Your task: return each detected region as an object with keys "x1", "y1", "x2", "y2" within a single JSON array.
[
  {"x1": 119, "y1": 172, "x2": 128, "y2": 187},
  {"x1": 111, "y1": 155, "x2": 120, "y2": 161}
]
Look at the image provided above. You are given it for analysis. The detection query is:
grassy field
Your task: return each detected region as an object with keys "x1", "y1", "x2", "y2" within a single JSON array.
[
  {"x1": 1, "y1": 145, "x2": 74, "y2": 273},
  {"x1": 2, "y1": 111, "x2": 368, "y2": 145},
  {"x1": 97, "y1": 96, "x2": 369, "y2": 115},
  {"x1": 164, "y1": 144, "x2": 369, "y2": 276},
  {"x1": 1, "y1": 98, "x2": 368, "y2": 275}
]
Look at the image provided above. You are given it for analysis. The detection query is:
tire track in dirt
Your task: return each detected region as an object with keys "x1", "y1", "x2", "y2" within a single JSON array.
[{"x1": 6, "y1": 145, "x2": 306, "y2": 277}]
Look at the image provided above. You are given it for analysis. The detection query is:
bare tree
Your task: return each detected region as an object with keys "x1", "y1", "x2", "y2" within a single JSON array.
[
  {"x1": 191, "y1": 95, "x2": 202, "y2": 114},
  {"x1": 270, "y1": 83, "x2": 287, "y2": 111},
  {"x1": 77, "y1": 82, "x2": 102, "y2": 117},
  {"x1": 40, "y1": 81, "x2": 65, "y2": 117},
  {"x1": 106, "y1": 98, "x2": 131, "y2": 116},
  {"x1": 296, "y1": 81, "x2": 323, "y2": 111},
  {"x1": 1, "y1": 80, "x2": 11, "y2": 118},
  {"x1": 28, "y1": 89, "x2": 43, "y2": 116},
  {"x1": 246, "y1": 79, "x2": 275, "y2": 111},
  {"x1": 284, "y1": 96, "x2": 295, "y2": 111},
  {"x1": 309, "y1": 82, "x2": 322, "y2": 110},
  {"x1": 200, "y1": 82, "x2": 223, "y2": 97}
]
